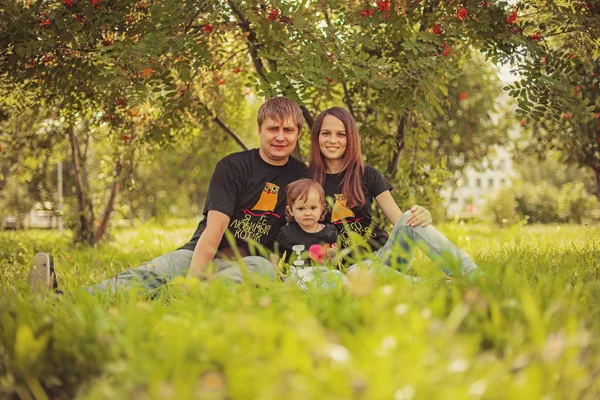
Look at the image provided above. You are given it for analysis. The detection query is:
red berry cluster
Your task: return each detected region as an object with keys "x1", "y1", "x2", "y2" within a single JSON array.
[
  {"x1": 506, "y1": 9, "x2": 517, "y2": 24},
  {"x1": 456, "y1": 7, "x2": 468, "y2": 20},
  {"x1": 265, "y1": 9, "x2": 291, "y2": 24},
  {"x1": 360, "y1": 8, "x2": 375, "y2": 17},
  {"x1": 377, "y1": 0, "x2": 390, "y2": 12},
  {"x1": 441, "y1": 43, "x2": 451, "y2": 57},
  {"x1": 40, "y1": 13, "x2": 51, "y2": 28}
]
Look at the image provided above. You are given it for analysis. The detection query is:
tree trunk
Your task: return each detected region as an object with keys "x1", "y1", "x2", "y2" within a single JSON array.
[
  {"x1": 386, "y1": 1, "x2": 440, "y2": 177},
  {"x1": 68, "y1": 124, "x2": 94, "y2": 243},
  {"x1": 92, "y1": 161, "x2": 123, "y2": 245},
  {"x1": 386, "y1": 114, "x2": 408, "y2": 177},
  {"x1": 593, "y1": 166, "x2": 600, "y2": 201},
  {"x1": 80, "y1": 131, "x2": 96, "y2": 229}
]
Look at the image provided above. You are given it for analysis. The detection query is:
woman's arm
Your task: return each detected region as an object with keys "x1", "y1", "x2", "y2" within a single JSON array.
[{"x1": 374, "y1": 190, "x2": 432, "y2": 227}]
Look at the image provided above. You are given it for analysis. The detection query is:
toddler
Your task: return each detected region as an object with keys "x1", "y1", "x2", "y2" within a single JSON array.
[{"x1": 271, "y1": 179, "x2": 347, "y2": 289}]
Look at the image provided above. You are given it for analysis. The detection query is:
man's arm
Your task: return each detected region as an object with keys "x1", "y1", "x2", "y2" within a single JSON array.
[{"x1": 186, "y1": 210, "x2": 230, "y2": 279}]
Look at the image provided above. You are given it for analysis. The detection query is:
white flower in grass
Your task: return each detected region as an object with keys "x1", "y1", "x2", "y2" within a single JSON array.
[
  {"x1": 376, "y1": 335, "x2": 397, "y2": 356},
  {"x1": 448, "y1": 358, "x2": 469, "y2": 373},
  {"x1": 468, "y1": 379, "x2": 487, "y2": 397},
  {"x1": 327, "y1": 343, "x2": 350, "y2": 362},
  {"x1": 382, "y1": 335, "x2": 397, "y2": 350},
  {"x1": 505, "y1": 298, "x2": 518, "y2": 308},
  {"x1": 421, "y1": 308, "x2": 432, "y2": 319},
  {"x1": 382, "y1": 285, "x2": 394, "y2": 295},
  {"x1": 394, "y1": 385, "x2": 415, "y2": 400},
  {"x1": 394, "y1": 303, "x2": 409, "y2": 316}
]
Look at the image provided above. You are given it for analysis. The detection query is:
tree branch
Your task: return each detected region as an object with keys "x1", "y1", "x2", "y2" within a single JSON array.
[
  {"x1": 342, "y1": 81, "x2": 356, "y2": 117},
  {"x1": 227, "y1": 0, "x2": 314, "y2": 139},
  {"x1": 197, "y1": 101, "x2": 249, "y2": 150},
  {"x1": 387, "y1": 0, "x2": 439, "y2": 177},
  {"x1": 227, "y1": 0, "x2": 268, "y2": 80}
]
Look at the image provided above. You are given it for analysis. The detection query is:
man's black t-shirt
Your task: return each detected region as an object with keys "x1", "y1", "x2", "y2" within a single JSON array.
[
  {"x1": 323, "y1": 165, "x2": 392, "y2": 253},
  {"x1": 179, "y1": 149, "x2": 308, "y2": 256},
  {"x1": 274, "y1": 223, "x2": 338, "y2": 266}
]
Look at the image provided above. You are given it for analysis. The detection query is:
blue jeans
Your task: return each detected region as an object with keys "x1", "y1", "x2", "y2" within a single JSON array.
[
  {"x1": 87, "y1": 249, "x2": 348, "y2": 293},
  {"x1": 86, "y1": 250, "x2": 278, "y2": 293},
  {"x1": 347, "y1": 211, "x2": 479, "y2": 278}
]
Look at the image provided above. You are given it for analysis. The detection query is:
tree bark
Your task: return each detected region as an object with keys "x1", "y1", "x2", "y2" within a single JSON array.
[
  {"x1": 68, "y1": 124, "x2": 92, "y2": 243},
  {"x1": 81, "y1": 131, "x2": 96, "y2": 229},
  {"x1": 386, "y1": 114, "x2": 408, "y2": 177},
  {"x1": 593, "y1": 166, "x2": 600, "y2": 201},
  {"x1": 92, "y1": 161, "x2": 122, "y2": 245}
]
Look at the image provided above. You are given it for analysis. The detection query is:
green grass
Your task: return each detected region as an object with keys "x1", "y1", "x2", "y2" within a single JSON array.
[{"x1": 1, "y1": 221, "x2": 600, "y2": 399}]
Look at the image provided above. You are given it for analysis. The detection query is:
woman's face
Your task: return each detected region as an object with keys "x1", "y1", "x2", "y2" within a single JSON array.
[{"x1": 318, "y1": 115, "x2": 347, "y2": 162}]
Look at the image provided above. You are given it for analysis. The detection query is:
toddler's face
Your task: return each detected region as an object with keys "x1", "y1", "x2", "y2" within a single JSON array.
[{"x1": 289, "y1": 189, "x2": 323, "y2": 232}]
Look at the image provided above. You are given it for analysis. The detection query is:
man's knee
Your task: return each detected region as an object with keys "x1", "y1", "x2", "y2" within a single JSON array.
[{"x1": 240, "y1": 256, "x2": 277, "y2": 278}]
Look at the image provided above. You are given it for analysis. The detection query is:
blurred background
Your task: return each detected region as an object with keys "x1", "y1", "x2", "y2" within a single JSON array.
[{"x1": 1, "y1": 0, "x2": 599, "y2": 244}]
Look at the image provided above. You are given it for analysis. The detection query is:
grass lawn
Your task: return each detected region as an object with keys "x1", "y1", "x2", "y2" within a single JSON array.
[{"x1": 1, "y1": 221, "x2": 599, "y2": 399}]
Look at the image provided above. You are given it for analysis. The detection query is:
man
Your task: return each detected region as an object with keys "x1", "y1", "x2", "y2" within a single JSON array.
[{"x1": 29, "y1": 96, "x2": 308, "y2": 293}]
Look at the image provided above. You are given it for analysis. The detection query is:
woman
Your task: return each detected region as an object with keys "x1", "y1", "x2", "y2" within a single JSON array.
[{"x1": 309, "y1": 107, "x2": 479, "y2": 277}]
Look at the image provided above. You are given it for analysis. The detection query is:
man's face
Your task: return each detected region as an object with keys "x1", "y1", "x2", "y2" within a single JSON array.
[{"x1": 257, "y1": 117, "x2": 300, "y2": 165}]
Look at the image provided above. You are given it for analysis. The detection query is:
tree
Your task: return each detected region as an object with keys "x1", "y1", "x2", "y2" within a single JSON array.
[
  {"x1": 504, "y1": 0, "x2": 600, "y2": 198},
  {"x1": 3, "y1": 0, "x2": 589, "y2": 242}
]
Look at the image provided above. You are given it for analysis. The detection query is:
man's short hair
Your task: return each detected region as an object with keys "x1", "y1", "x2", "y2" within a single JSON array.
[{"x1": 257, "y1": 97, "x2": 304, "y2": 133}]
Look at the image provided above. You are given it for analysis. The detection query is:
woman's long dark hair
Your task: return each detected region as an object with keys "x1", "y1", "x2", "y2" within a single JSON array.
[{"x1": 309, "y1": 107, "x2": 365, "y2": 208}]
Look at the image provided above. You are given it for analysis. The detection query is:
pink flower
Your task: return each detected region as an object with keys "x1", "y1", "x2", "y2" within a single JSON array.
[{"x1": 309, "y1": 244, "x2": 325, "y2": 263}]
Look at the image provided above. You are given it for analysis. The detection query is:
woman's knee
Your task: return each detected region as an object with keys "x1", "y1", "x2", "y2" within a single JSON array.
[
  {"x1": 397, "y1": 210, "x2": 413, "y2": 226},
  {"x1": 390, "y1": 211, "x2": 413, "y2": 235}
]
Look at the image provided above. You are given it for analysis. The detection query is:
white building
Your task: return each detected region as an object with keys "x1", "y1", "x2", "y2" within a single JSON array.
[{"x1": 441, "y1": 146, "x2": 515, "y2": 218}]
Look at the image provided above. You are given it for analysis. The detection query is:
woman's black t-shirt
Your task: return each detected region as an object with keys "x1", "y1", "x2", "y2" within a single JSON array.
[{"x1": 323, "y1": 166, "x2": 392, "y2": 254}]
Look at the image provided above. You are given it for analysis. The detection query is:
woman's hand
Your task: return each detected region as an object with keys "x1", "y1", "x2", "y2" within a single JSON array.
[{"x1": 407, "y1": 205, "x2": 432, "y2": 227}]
